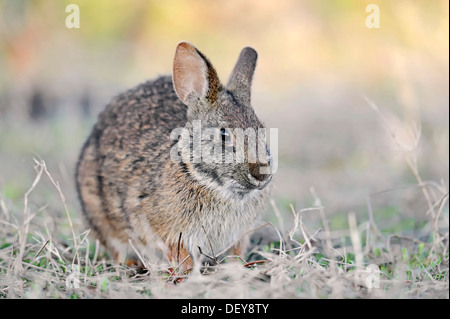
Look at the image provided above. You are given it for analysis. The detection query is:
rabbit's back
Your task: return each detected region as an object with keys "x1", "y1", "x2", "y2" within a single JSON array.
[
  {"x1": 95, "y1": 75, "x2": 186, "y2": 159},
  {"x1": 76, "y1": 76, "x2": 187, "y2": 254}
]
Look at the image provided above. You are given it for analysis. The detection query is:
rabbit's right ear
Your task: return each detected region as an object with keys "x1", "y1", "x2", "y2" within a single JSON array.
[{"x1": 173, "y1": 41, "x2": 221, "y2": 107}]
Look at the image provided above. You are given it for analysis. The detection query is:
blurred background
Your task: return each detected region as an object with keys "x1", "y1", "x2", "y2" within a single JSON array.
[{"x1": 0, "y1": 0, "x2": 448, "y2": 233}]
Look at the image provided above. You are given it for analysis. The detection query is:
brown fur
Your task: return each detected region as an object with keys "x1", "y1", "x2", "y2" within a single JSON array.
[{"x1": 76, "y1": 42, "x2": 273, "y2": 267}]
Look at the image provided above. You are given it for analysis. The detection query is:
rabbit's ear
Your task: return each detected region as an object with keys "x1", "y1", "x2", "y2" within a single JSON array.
[
  {"x1": 173, "y1": 41, "x2": 221, "y2": 106},
  {"x1": 226, "y1": 47, "x2": 257, "y2": 105}
]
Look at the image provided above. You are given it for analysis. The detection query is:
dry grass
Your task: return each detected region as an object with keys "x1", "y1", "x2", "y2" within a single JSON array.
[{"x1": 0, "y1": 142, "x2": 448, "y2": 299}]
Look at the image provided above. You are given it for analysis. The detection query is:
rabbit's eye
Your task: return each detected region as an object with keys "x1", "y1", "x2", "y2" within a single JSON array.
[{"x1": 220, "y1": 128, "x2": 230, "y2": 141}]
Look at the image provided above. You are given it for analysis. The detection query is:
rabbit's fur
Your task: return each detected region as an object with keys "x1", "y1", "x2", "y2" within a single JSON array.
[{"x1": 76, "y1": 42, "x2": 273, "y2": 267}]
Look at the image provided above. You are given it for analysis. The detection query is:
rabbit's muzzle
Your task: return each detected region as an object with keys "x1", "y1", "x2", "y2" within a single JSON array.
[{"x1": 247, "y1": 162, "x2": 272, "y2": 190}]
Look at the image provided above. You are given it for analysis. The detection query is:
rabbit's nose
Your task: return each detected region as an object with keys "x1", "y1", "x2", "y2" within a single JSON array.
[{"x1": 248, "y1": 162, "x2": 270, "y2": 182}]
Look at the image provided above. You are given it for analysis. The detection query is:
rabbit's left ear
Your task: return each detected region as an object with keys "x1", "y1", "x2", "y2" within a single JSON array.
[
  {"x1": 226, "y1": 47, "x2": 258, "y2": 105},
  {"x1": 173, "y1": 41, "x2": 221, "y2": 105}
]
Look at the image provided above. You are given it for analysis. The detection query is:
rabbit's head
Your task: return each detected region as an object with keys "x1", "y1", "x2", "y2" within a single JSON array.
[{"x1": 172, "y1": 41, "x2": 273, "y2": 199}]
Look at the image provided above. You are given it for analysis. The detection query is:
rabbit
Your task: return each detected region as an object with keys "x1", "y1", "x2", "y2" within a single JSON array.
[{"x1": 75, "y1": 41, "x2": 273, "y2": 270}]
